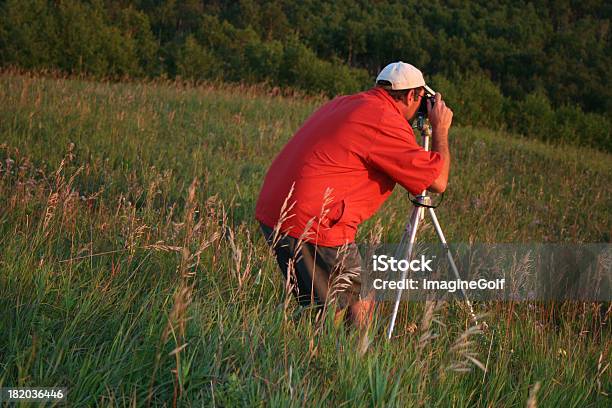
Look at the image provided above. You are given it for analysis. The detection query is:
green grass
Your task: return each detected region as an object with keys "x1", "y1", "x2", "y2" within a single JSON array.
[{"x1": 0, "y1": 73, "x2": 610, "y2": 406}]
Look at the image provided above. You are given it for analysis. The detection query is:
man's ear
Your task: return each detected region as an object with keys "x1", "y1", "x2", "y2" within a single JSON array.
[{"x1": 405, "y1": 89, "x2": 415, "y2": 105}]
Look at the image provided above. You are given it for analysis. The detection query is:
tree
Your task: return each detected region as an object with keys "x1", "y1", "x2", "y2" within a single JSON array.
[{"x1": 175, "y1": 35, "x2": 221, "y2": 80}]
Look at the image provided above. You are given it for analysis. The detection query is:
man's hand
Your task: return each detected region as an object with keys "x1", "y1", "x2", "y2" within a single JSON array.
[
  {"x1": 427, "y1": 93, "x2": 452, "y2": 194},
  {"x1": 427, "y1": 92, "x2": 453, "y2": 134}
]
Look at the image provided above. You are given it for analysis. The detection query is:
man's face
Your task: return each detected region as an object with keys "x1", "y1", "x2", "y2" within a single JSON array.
[{"x1": 405, "y1": 88, "x2": 425, "y2": 122}]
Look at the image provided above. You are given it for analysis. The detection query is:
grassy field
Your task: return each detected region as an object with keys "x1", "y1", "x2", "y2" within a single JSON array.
[{"x1": 0, "y1": 73, "x2": 610, "y2": 406}]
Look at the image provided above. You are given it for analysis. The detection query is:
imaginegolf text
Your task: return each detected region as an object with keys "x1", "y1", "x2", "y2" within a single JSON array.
[{"x1": 373, "y1": 278, "x2": 506, "y2": 293}]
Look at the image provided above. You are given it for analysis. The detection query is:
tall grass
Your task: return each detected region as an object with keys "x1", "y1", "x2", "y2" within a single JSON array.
[{"x1": 0, "y1": 73, "x2": 609, "y2": 406}]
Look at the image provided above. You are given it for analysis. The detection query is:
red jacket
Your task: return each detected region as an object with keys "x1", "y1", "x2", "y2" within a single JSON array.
[{"x1": 255, "y1": 87, "x2": 443, "y2": 246}]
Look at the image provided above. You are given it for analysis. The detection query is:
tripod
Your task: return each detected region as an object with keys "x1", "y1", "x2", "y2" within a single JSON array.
[{"x1": 386, "y1": 120, "x2": 482, "y2": 340}]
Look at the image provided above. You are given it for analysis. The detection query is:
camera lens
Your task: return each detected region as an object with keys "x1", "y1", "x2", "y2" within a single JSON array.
[{"x1": 418, "y1": 96, "x2": 428, "y2": 116}]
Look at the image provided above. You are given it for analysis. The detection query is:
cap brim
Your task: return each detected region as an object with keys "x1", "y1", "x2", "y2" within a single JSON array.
[{"x1": 424, "y1": 84, "x2": 435, "y2": 95}]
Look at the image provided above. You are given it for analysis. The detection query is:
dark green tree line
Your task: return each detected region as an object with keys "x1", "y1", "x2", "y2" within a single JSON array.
[{"x1": 0, "y1": 0, "x2": 610, "y2": 150}]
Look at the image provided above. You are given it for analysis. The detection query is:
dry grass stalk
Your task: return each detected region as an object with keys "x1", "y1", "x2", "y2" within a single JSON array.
[
  {"x1": 417, "y1": 301, "x2": 442, "y2": 353},
  {"x1": 415, "y1": 300, "x2": 444, "y2": 403},
  {"x1": 595, "y1": 349, "x2": 609, "y2": 396},
  {"x1": 227, "y1": 225, "x2": 254, "y2": 291},
  {"x1": 526, "y1": 381, "x2": 541, "y2": 408},
  {"x1": 158, "y1": 178, "x2": 226, "y2": 405},
  {"x1": 327, "y1": 243, "x2": 359, "y2": 307},
  {"x1": 445, "y1": 318, "x2": 487, "y2": 374},
  {"x1": 42, "y1": 191, "x2": 59, "y2": 233},
  {"x1": 40, "y1": 145, "x2": 84, "y2": 237},
  {"x1": 270, "y1": 183, "x2": 296, "y2": 249}
]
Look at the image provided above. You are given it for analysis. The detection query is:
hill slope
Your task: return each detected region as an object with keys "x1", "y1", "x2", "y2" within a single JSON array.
[{"x1": 0, "y1": 74, "x2": 609, "y2": 406}]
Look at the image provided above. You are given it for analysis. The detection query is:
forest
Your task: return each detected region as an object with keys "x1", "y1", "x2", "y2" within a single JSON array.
[{"x1": 1, "y1": 0, "x2": 610, "y2": 150}]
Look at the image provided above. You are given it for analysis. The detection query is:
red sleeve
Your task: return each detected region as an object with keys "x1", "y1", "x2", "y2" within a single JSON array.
[{"x1": 367, "y1": 117, "x2": 443, "y2": 195}]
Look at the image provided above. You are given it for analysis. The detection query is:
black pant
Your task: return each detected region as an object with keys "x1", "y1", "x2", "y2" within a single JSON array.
[{"x1": 259, "y1": 222, "x2": 362, "y2": 309}]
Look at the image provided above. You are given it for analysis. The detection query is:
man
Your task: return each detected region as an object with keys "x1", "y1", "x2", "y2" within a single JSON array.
[{"x1": 256, "y1": 62, "x2": 453, "y2": 328}]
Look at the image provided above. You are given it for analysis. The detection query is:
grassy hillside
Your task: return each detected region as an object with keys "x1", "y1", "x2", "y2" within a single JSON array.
[{"x1": 0, "y1": 73, "x2": 610, "y2": 406}]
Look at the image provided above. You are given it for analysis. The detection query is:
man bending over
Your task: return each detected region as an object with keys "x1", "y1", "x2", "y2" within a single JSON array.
[{"x1": 256, "y1": 62, "x2": 453, "y2": 329}]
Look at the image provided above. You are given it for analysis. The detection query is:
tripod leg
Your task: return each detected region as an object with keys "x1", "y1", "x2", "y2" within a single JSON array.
[
  {"x1": 387, "y1": 205, "x2": 423, "y2": 339},
  {"x1": 428, "y1": 208, "x2": 481, "y2": 326}
]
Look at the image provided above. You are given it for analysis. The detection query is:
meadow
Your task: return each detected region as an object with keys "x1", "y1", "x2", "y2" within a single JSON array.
[{"x1": 0, "y1": 72, "x2": 610, "y2": 406}]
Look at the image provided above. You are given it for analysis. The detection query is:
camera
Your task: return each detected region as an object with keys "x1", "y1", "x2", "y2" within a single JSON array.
[{"x1": 415, "y1": 85, "x2": 436, "y2": 130}]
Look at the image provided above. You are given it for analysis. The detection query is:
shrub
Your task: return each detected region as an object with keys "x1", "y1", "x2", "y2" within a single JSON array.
[
  {"x1": 511, "y1": 91, "x2": 555, "y2": 141},
  {"x1": 280, "y1": 39, "x2": 368, "y2": 96},
  {"x1": 175, "y1": 36, "x2": 222, "y2": 81},
  {"x1": 430, "y1": 74, "x2": 505, "y2": 129}
]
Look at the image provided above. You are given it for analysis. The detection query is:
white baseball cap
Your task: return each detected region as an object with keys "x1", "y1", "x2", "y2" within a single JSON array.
[{"x1": 376, "y1": 61, "x2": 434, "y2": 94}]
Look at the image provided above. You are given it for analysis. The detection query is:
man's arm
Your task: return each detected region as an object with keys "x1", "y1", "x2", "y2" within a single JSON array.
[{"x1": 427, "y1": 93, "x2": 453, "y2": 193}]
